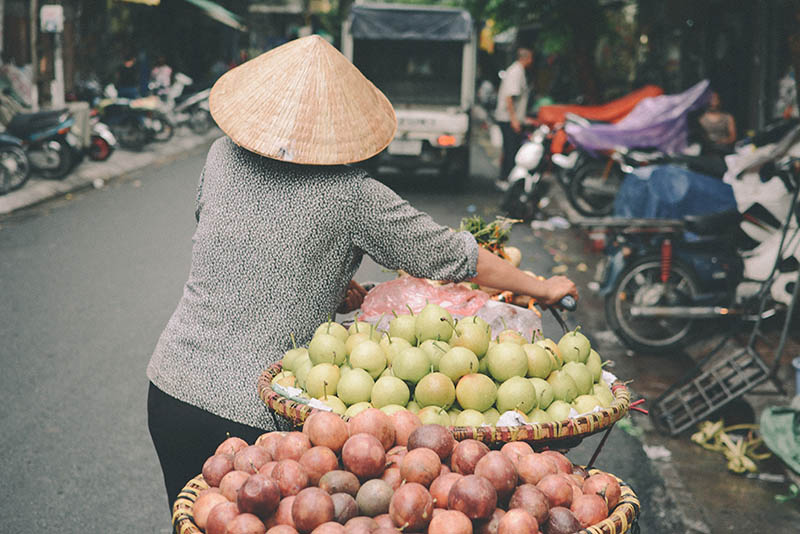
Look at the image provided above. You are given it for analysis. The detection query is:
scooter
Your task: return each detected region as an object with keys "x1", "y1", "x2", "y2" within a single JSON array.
[
  {"x1": 501, "y1": 118, "x2": 630, "y2": 220},
  {"x1": 583, "y1": 139, "x2": 800, "y2": 353},
  {"x1": 172, "y1": 88, "x2": 212, "y2": 134},
  {"x1": 0, "y1": 133, "x2": 31, "y2": 195},
  {"x1": 551, "y1": 80, "x2": 713, "y2": 217},
  {"x1": 501, "y1": 86, "x2": 664, "y2": 220},
  {"x1": 87, "y1": 109, "x2": 118, "y2": 161},
  {"x1": 96, "y1": 85, "x2": 171, "y2": 150},
  {"x1": 153, "y1": 73, "x2": 213, "y2": 135},
  {"x1": 4, "y1": 108, "x2": 82, "y2": 179}
]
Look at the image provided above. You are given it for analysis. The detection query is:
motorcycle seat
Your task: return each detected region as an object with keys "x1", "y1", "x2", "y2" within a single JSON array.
[
  {"x1": 7, "y1": 109, "x2": 70, "y2": 139},
  {"x1": 683, "y1": 210, "x2": 741, "y2": 235}
]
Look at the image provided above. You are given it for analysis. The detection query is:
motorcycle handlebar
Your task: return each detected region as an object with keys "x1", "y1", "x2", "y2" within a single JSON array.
[{"x1": 560, "y1": 295, "x2": 577, "y2": 311}]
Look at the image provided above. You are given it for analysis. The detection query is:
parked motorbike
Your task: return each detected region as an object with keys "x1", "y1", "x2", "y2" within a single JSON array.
[
  {"x1": 0, "y1": 133, "x2": 31, "y2": 195},
  {"x1": 551, "y1": 80, "x2": 713, "y2": 217},
  {"x1": 153, "y1": 73, "x2": 213, "y2": 135},
  {"x1": 96, "y1": 96, "x2": 169, "y2": 150},
  {"x1": 583, "y1": 135, "x2": 800, "y2": 353},
  {"x1": 501, "y1": 118, "x2": 631, "y2": 220},
  {"x1": 173, "y1": 88, "x2": 212, "y2": 134},
  {"x1": 87, "y1": 109, "x2": 118, "y2": 161},
  {"x1": 501, "y1": 123, "x2": 554, "y2": 220},
  {"x1": 128, "y1": 94, "x2": 174, "y2": 143},
  {"x1": 4, "y1": 108, "x2": 82, "y2": 179},
  {"x1": 501, "y1": 86, "x2": 664, "y2": 220},
  {"x1": 73, "y1": 79, "x2": 171, "y2": 150}
]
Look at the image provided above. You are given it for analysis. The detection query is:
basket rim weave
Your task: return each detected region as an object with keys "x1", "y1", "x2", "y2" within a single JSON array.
[
  {"x1": 173, "y1": 469, "x2": 640, "y2": 534},
  {"x1": 258, "y1": 362, "x2": 630, "y2": 444}
]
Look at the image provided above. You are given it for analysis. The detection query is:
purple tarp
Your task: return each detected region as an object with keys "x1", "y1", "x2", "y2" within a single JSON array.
[{"x1": 565, "y1": 79, "x2": 711, "y2": 154}]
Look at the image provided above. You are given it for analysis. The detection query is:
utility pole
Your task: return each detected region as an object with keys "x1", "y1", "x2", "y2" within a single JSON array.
[
  {"x1": 41, "y1": 4, "x2": 66, "y2": 108},
  {"x1": 30, "y1": 0, "x2": 39, "y2": 110}
]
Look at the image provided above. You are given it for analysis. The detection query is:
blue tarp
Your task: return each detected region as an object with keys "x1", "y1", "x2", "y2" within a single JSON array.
[{"x1": 614, "y1": 164, "x2": 736, "y2": 219}]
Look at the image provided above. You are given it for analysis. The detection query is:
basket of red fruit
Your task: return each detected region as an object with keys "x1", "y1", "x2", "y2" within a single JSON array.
[{"x1": 173, "y1": 412, "x2": 640, "y2": 534}]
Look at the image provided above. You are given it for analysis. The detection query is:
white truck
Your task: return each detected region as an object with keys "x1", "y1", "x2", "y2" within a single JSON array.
[{"x1": 342, "y1": 2, "x2": 476, "y2": 182}]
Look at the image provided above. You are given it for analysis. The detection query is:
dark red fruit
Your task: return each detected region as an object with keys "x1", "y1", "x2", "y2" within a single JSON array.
[
  {"x1": 237, "y1": 474, "x2": 281, "y2": 522},
  {"x1": 388, "y1": 482, "x2": 434, "y2": 531},
  {"x1": 450, "y1": 440, "x2": 490, "y2": 475},
  {"x1": 291, "y1": 487, "x2": 334, "y2": 533},
  {"x1": 203, "y1": 454, "x2": 235, "y2": 487},
  {"x1": 447, "y1": 474, "x2": 497, "y2": 520},
  {"x1": 407, "y1": 425, "x2": 455, "y2": 461},
  {"x1": 474, "y1": 451, "x2": 517, "y2": 500},
  {"x1": 508, "y1": 484, "x2": 549, "y2": 525}
]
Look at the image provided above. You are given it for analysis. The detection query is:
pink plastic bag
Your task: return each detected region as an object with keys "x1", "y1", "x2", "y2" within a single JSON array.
[
  {"x1": 360, "y1": 277, "x2": 490, "y2": 318},
  {"x1": 357, "y1": 277, "x2": 543, "y2": 340}
]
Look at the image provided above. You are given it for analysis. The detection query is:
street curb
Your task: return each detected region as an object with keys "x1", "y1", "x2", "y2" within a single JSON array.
[{"x1": 0, "y1": 128, "x2": 222, "y2": 216}]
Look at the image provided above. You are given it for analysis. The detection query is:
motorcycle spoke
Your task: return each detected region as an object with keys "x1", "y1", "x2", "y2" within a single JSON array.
[{"x1": 613, "y1": 261, "x2": 698, "y2": 348}]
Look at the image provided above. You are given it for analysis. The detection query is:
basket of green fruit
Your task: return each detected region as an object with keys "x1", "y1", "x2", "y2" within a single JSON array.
[{"x1": 258, "y1": 302, "x2": 631, "y2": 448}]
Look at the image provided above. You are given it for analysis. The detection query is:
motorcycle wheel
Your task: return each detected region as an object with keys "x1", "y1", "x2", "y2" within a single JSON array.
[
  {"x1": 0, "y1": 146, "x2": 31, "y2": 195},
  {"x1": 114, "y1": 116, "x2": 148, "y2": 150},
  {"x1": 33, "y1": 138, "x2": 73, "y2": 180},
  {"x1": 189, "y1": 109, "x2": 213, "y2": 134},
  {"x1": 89, "y1": 135, "x2": 114, "y2": 161},
  {"x1": 567, "y1": 158, "x2": 624, "y2": 216},
  {"x1": 152, "y1": 112, "x2": 174, "y2": 142},
  {"x1": 604, "y1": 256, "x2": 700, "y2": 354}
]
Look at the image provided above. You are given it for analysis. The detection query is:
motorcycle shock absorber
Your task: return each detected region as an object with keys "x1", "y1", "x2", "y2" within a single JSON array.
[{"x1": 660, "y1": 239, "x2": 673, "y2": 283}]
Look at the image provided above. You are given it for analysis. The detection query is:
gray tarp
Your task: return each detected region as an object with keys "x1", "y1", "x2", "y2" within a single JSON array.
[{"x1": 350, "y1": 4, "x2": 472, "y2": 42}]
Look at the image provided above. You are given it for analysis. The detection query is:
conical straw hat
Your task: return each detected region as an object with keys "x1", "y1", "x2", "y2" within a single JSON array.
[{"x1": 209, "y1": 35, "x2": 397, "y2": 165}]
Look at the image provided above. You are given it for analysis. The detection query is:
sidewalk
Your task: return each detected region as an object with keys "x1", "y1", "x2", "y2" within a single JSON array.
[{"x1": 0, "y1": 128, "x2": 222, "y2": 216}]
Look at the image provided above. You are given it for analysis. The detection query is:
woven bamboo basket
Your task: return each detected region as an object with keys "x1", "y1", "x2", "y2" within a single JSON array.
[
  {"x1": 258, "y1": 362, "x2": 631, "y2": 447},
  {"x1": 172, "y1": 475, "x2": 208, "y2": 534},
  {"x1": 172, "y1": 469, "x2": 640, "y2": 534}
]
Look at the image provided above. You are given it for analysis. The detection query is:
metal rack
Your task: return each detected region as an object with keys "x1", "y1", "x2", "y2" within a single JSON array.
[{"x1": 651, "y1": 270, "x2": 799, "y2": 435}]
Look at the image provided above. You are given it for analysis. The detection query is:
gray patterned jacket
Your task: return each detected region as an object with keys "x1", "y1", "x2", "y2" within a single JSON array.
[{"x1": 146, "y1": 137, "x2": 479, "y2": 429}]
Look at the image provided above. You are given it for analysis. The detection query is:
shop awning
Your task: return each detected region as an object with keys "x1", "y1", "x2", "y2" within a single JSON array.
[
  {"x1": 183, "y1": 0, "x2": 247, "y2": 32},
  {"x1": 118, "y1": 0, "x2": 246, "y2": 31}
]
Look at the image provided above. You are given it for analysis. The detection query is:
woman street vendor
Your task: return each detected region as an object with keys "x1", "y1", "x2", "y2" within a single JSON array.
[{"x1": 146, "y1": 36, "x2": 578, "y2": 509}]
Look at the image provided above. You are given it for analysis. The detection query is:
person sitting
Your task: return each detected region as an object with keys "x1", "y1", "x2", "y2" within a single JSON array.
[{"x1": 698, "y1": 91, "x2": 736, "y2": 155}]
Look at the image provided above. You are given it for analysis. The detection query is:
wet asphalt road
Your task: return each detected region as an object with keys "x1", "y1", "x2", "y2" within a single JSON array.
[{"x1": 0, "y1": 137, "x2": 680, "y2": 533}]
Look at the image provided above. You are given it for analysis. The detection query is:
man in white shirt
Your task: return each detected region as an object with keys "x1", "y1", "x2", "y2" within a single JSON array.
[{"x1": 494, "y1": 48, "x2": 533, "y2": 190}]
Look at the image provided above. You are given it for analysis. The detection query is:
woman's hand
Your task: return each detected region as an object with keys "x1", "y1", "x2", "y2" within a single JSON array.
[
  {"x1": 337, "y1": 280, "x2": 368, "y2": 314},
  {"x1": 537, "y1": 276, "x2": 579, "y2": 308},
  {"x1": 470, "y1": 248, "x2": 579, "y2": 308}
]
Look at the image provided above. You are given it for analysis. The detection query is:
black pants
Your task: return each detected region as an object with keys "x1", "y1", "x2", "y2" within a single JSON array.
[
  {"x1": 147, "y1": 382, "x2": 268, "y2": 511},
  {"x1": 498, "y1": 121, "x2": 524, "y2": 181}
]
